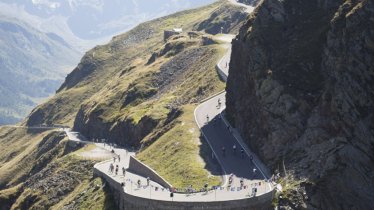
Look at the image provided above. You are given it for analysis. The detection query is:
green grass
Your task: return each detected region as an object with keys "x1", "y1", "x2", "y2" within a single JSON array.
[
  {"x1": 271, "y1": 173, "x2": 309, "y2": 207},
  {"x1": 9, "y1": 146, "x2": 100, "y2": 209},
  {"x1": 127, "y1": 95, "x2": 175, "y2": 124},
  {"x1": 0, "y1": 126, "x2": 115, "y2": 209},
  {"x1": 0, "y1": 184, "x2": 22, "y2": 200},
  {"x1": 25, "y1": 0, "x2": 233, "y2": 127},
  {"x1": 0, "y1": 184, "x2": 22, "y2": 208},
  {"x1": 3, "y1": 1, "x2": 244, "y2": 208},
  {"x1": 52, "y1": 177, "x2": 115, "y2": 210},
  {"x1": 0, "y1": 127, "x2": 61, "y2": 187},
  {"x1": 128, "y1": 41, "x2": 226, "y2": 189},
  {"x1": 137, "y1": 105, "x2": 221, "y2": 188}
]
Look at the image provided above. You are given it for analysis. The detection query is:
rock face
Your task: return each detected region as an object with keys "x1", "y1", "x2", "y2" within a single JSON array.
[
  {"x1": 226, "y1": 0, "x2": 374, "y2": 209},
  {"x1": 194, "y1": 5, "x2": 247, "y2": 34},
  {"x1": 74, "y1": 106, "x2": 160, "y2": 147}
]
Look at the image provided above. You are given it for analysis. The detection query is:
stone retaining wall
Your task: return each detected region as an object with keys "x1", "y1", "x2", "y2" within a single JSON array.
[
  {"x1": 215, "y1": 64, "x2": 228, "y2": 82},
  {"x1": 94, "y1": 166, "x2": 274, "y2": 210}
]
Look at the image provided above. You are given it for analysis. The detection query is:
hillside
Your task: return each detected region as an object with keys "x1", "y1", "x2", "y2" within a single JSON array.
[
  {"x1": 226, "y1": 0, "x2": 374, "y2": 209},
  {"x1": 0, "y1": 17, "x2": 80, "y2": 125},
  {"x1": 0, "y1": 127, "x2": 115, "y2": 210},
  {"x1": 25, "y1": 0, "x2": 248, "y2": 189},
  {"x1": 0, "y1": 1, "x2": 249, "y2": 208}
]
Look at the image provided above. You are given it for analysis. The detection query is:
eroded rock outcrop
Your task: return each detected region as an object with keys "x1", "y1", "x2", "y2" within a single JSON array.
[
  {"x1": 74, "y1": 105, "x2": 160, "y2": 147},
  {"x1": 226, "y1": 0, "x2": 374, "y2": 209}
]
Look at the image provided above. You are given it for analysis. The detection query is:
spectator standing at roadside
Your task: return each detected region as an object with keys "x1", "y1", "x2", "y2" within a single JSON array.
[
  {"x1": 122, "y1": 167, "x2": 126, "y2": 176},
  {"x1": 109, "y1": 163, "x2": 114, "y2": 173}
]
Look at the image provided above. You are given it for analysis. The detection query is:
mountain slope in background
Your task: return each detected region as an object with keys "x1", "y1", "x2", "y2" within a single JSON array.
[
  {"x1": 226, "y1": 0, "x2": 374, "y2": 209},
  {"x1": 0, "y1": 0, "x2": 219, "y2": 125},
  {"x1": 0, "y1": 17, "x2": 80, "y2": 125},
  {"x1": 0, "y1": 0, "x2": 216, "y2": 51}
]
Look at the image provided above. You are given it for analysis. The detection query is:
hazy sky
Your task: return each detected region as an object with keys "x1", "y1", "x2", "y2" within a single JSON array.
[{"x1": 0, "y1": 0, "x2": 216, "y2": 43}]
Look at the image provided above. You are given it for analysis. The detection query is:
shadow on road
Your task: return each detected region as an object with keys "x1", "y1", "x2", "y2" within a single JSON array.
[
  {"x1": 199, "y1": 115, "x2": 263, "y2": 180},
  {"x1": 199, "y1": 132, "x2": 224, "y2": 177}
]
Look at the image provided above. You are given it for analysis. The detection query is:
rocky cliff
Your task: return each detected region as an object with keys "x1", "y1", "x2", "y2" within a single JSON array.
[{"x1": 226, "y1": 0, "x2": 374, "y2": 209}]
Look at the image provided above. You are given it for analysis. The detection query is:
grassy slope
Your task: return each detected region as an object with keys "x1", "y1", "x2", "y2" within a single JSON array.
[
  {"x1": 137, "y1": 105, "x2": 221, "y2": 188},
  {"x1": 25, "y1": 0, "x2": 240, "y2": 127},
  {"x1": 0, "y1": 0, "x2": 247, "y2": 207},
  {"x1": 0, "y1": 127, "x2": 114, "y2": 209},
  {"x1": 25, "y1": 1, "x2": 224, "y2": 126},
  {"x1": 23, "y1": 0, "x2": 243, "y2": 189},
  {"x1": 0, "y1": 127, "x2": 60, "y2": 187},
  {"x1": 97, "y1": 0, "x2": 239, "y2": 119},
  {"x1": 51, "y1": 177, "x2": 115, "y2": 210}
]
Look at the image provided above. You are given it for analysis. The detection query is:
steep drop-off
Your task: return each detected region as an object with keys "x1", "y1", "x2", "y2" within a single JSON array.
[
  {"x1": 226, "y1": 0, "x2": 374, "y2": 209},
  {"x1": 0, "y1": 127, "x2": 113, "y2": 210}
]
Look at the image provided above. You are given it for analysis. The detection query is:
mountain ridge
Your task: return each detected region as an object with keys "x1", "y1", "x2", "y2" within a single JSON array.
[{"x1": 0, "y1": 16, "x2": 80, "y2": 125}]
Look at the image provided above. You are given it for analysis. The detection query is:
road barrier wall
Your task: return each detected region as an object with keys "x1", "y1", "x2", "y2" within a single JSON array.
[
  {"x1": 215, "y1": 64, "x2": 228, "y2": 82},
  {"x1": 94, "y1": 165, "x2": 274, "y2": 210},
  {"x1": 127, "y1": 156, "x2": 173, "y2": 189}
]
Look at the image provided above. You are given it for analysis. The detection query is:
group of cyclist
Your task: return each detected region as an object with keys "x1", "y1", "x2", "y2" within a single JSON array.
[
  {"x1": 228, "y1": 174, "x2": 246, "y2": 189},
  {"x1": 205, "y1": 98, "x2": 223, "y2": 123},
  {"x1": 221, "y1": 144, "x2": 246, "y2": 159}
]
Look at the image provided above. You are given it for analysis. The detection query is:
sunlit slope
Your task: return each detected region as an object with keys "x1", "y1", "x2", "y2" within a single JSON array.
[{"x1": 23, "y1": 0, "x2": 246, "y2": 189}]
